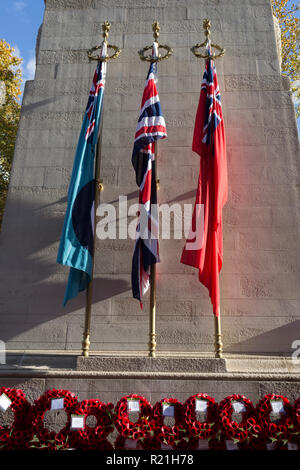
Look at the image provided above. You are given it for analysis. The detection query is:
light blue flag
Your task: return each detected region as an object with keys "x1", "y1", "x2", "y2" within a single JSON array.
[{"x1": 57, "y1": 54, "x2": 107, "y2": 305}]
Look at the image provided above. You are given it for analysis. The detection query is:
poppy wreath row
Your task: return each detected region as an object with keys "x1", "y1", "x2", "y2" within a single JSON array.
[
  {"x1": 114, "y1": 397, "x2": 188, "y2": 450},
  {"x1": 0, "y1": 389, "x2": 300, "y2": 450},
  {"x1": 30, "y1": 391, "x2": 117, "y2": 450},
  {"x1": 114, "y1": 394, "x2": 300, "y2": 450},
  {"x1": 217, "y1": 394, "x2": 300, "y2": 450}
]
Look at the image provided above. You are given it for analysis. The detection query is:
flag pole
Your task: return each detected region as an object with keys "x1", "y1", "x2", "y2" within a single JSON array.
[
  {"x1": 149, "y1": 142, "x2": 158, "y2": 358},
  {"x1": 138, "y1": 22, "x2": 172, "y2": 358},
  {"x1": 82, "y1": 22, "x2": 121, "y2": 357},
  {"x1": 149, "y1": 24, "x2": 160, "y2": 359},
  {"x1": 214, "y1": 310, "x2": 223, "y2": 358},
  {"x1": 191, "y1": 19, "x2": 225, "y2": 360},
  {"x1": 82, "y1": 123, "x2": 103, "y2": 357},
  {"x1": 149, "y1": 258, "x2": 157, "y2": 357}
]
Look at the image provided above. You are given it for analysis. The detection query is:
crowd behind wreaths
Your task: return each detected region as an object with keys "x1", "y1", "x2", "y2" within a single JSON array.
[{"x1": 0, "y1": 388, "x2": 299, "y2": 450}]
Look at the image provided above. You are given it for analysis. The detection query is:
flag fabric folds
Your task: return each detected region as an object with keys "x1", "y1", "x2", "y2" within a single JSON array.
[
  {"x1": 131, "y1": 43, "x2": 167, "y2": 307},
  {"x1": 180, "y1": 43, "x2": 228, "y2": 316},
  {"x1": 57, "y1": 47, "x2": 107, "y2": 305}
]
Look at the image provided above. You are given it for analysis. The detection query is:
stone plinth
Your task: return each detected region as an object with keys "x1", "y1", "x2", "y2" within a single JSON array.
[{"x1": 0, "y1": 353, "x2": 300, "y2": 403}]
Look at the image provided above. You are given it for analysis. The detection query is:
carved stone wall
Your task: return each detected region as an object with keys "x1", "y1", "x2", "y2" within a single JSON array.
[{"x1": 0, "y1": 0, "x2": 299, "y2": 354}]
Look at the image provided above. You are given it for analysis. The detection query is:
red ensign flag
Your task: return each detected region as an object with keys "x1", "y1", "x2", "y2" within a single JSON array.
[{"x1": 181, "y1": 47, "x2": 228, "y2": 316}]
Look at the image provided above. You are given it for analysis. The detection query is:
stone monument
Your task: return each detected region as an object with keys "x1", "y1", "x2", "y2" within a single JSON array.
[{"x1": 0, "y1": 0, "x2": 299, "y2": 404}]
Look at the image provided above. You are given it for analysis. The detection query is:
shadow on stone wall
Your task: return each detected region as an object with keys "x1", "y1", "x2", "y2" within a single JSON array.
[
  {"x1": 0, "y1": 192, "x2": 131, "y2": 347},
  {"x1": 224, "y1": 319, "x2": 300, "y2": 356}
]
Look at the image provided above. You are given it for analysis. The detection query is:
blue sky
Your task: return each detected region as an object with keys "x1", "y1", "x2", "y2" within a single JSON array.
[{"x1": 0, "y1": 0, "x2": 45, "y2": 88}]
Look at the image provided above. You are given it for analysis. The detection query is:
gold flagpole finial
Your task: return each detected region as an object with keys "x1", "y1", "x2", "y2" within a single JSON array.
[
  {"x1": 102, "y1": 21, "x2": 111, "y2": 44},
  {"x1": 191, "y1": 18, "x2": 225, "y2": 60},
  {"x1": 203, "y1": 18, "x2": 211, "y2": 44},
  {"x1": 152, "y1": 21, "x2": 160, "y2": 42},
  {"x1": 88, "y1": 21, "x2": 121, "y2": 62},
  {"x1": 138, "y1": 21, "x2": 173, "y2": 63}
]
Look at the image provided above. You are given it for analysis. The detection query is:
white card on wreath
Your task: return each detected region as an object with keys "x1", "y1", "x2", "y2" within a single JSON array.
[
  {"x1": 0, "y1": 393, "x2": 12, "y2": 412},
  {"x1": 195, "y1": 399, "x2": 208, "y2": 412},
  {"x1": 232, "y1": 401, "x2": 246, "y2": 413},
  {"x1": 162, "y1": 403, "x2": 174, "y2": 417},
  {"x1": 50, "y1": 398, "x2": 64, "y2": 410},
  {"x1": 225, "y1": 440, "x2": 239, "y2": 451},
  {"x1": 197, "y1": 439, "x2": 210, "y2": 450},
  {"x1": 127, "y1": 399, "x2": 140, "y2": 412},
  {"x1": 270, "y1": 399, "x2": 284, "y2": 414},
  {"x1": 70, "y1": 415, "x2": 85, "y2": 430}
]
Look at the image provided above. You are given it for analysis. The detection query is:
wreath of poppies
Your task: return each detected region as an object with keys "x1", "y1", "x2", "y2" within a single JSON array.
[
  {"x1": 152, "y1": 398, "x2": 186, "y2": 447},
  {"x1": 1, "y1": 389, "x2": 300, "y2": 450},
  {"x1": 30, "y1": 389, "x2": 78, "y2": 450},
  {"x1": 182, "y1": 393, "x2": 218, "y2": 441},
  {"x1": 256, "y1": 394, "x2": 295, "y2": 445},
  {"x1": 114, "y1": 394, "x2": 153, "y2": 441},
  {"x1": 0, "y1": 387, "x2": 33, "y2": 450},
  {"x1": 69, "y1": 399, "x2": 114, "y2": 450},
  {"x1": 218, "y1": 394, "x2": 257, "y2": 446}
]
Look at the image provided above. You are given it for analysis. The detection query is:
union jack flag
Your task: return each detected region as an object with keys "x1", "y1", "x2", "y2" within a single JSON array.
[
  {"x1": 200, "y1": 44, "x2": 222, "y2": 148},
  {"x1": 131, "y1": 44, "x2": 167, "y2": 307},
  {"x1": 85, "y1": 49, "x2": 107, "y2": 142}
]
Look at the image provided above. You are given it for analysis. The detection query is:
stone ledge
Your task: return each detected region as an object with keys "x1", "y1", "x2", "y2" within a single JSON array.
[
  {"x1": 0, "y1": 368, "x2": 300, "y2": 383},
  {"x1": 1, "y1": 352, "x2": 300, "y2": 382}
]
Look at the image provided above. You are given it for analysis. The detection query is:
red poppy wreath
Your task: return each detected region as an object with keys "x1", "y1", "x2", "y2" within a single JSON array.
[
  {"x1": 152, "y1": 398, "x2": 186, "y2": 447},
  {"x1": 256, "y1": 394, "x2": 295, "y2": 446},
  {"x1": 218, "y1": 394, "x2": 257, "y2": 447},
  {"x1": 114, "y1": 394, "x2": 153, "y2": 441},
  {"x1": 69, "y1": 399, "x2": 114, "y2": 450},
  {"x1": 30, "y1": 389, "x2": 78, "y2": 450},
  {"x1": 183, "y1": 393, "x2": 218, "y2": 440},
  {"x1": 0, "y1": 387, "x2": 33, "y2": 450}
]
